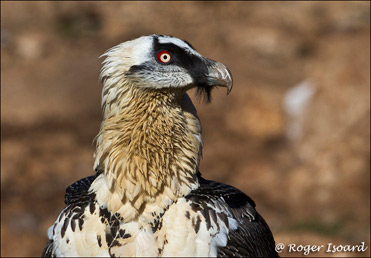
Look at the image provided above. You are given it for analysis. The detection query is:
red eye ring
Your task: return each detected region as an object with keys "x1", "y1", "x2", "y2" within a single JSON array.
[{"x1": 157, "y1": 50, "x2": 172, "y2": 63}]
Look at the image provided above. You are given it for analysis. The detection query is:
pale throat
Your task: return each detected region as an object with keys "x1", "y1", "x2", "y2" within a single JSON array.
[{"x1": 92, "y1": 85, "x2": 202, "y2": 216}]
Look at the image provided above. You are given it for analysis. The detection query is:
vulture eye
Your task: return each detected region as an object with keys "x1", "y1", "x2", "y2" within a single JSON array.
[{"x1": 157, "y1": 51, "x2": 172, "y2": 64}]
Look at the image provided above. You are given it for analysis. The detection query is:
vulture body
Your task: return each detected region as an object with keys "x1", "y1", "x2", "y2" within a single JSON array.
[{"x1": 43, "y1": 35, "x2": 278, "y2": 257}]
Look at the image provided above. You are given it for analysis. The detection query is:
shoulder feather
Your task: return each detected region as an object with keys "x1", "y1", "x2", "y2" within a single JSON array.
[{"x1": 186, "y1": 175, "x2": 278, "y2": 257}]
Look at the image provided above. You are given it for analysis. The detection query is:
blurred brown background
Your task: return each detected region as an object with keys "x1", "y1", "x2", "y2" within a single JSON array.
[{"x1": 1, "y1": 1, "x2": 370, "y2": 257}]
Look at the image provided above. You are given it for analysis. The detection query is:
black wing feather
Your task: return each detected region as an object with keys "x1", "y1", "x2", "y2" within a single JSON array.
[
  {"x1": 42, "y1": 174, "x2": 98, "y2": 257},
  {"x1": 65, "y1": 175, "x2": 97, "y2": 205},
  {"x1": 186, "y1": 175, "x2": 279, "y2": 257},
  {"x1": 41, "y1": 239, "x2": 54, "y2": 258}
]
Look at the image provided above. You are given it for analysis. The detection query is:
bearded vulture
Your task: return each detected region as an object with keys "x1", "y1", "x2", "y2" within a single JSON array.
[{"x1": 42, "y1": 35, "x2": 278, "y2": 257}]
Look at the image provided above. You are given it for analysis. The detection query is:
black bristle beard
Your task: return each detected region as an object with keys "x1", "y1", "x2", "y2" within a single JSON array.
[{"x1": 196, "y1": 86, "x2": 215, "y2": 103}]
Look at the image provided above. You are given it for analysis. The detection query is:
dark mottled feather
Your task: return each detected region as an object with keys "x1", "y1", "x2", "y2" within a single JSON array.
[
  {"x1": 186, "y1": 175, "x2": 279, "y2": 257},
  {"x1": 42, "y1": 174, "x2": 98, "y2": 257},
  {"x1": 65, "y1": 175, "x2": 97, "y2": 205}
]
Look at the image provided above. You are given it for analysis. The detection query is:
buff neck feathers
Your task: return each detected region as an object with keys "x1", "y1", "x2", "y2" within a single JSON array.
[{"x1": 91, "y1": 47, "x2": 202, "y2": 221}]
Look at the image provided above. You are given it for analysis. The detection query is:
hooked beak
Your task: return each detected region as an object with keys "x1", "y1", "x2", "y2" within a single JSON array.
[{"x1": 206, "y1": 60, "x2": 233, "y2": 94}]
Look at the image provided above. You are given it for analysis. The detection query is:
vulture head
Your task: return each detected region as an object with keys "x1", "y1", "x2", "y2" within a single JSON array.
[{"x1": 99, "y1": 35, "x2": 232, "y2": 104}]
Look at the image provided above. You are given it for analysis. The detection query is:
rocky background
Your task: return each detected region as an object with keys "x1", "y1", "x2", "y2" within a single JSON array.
[{"x1": 1, "y1": 1, "x2": 370, "y2": 257}]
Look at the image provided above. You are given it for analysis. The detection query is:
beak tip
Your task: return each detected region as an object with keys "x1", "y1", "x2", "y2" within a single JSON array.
[
  {"x1": 227, "y1": 84, "x2": 232, "y2": 95},
  {"x1": 207, "y1": 61, "x2": 233, "y2": 95}
]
